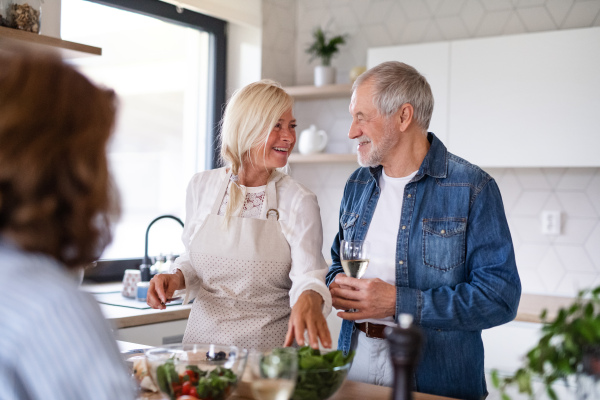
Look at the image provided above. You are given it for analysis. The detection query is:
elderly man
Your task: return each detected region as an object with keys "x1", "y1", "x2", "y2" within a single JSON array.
[{"x1": 327, "y1": 61, "x2": 521, "y2": 400}]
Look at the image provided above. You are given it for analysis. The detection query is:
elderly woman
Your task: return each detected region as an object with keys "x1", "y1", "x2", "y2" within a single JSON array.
[
  {"x1": 0, "y1": 51, "x2": 134, "y2": 399},
  {"x1": 147, "y1": 80, "x2": 332, "y2": 350}
]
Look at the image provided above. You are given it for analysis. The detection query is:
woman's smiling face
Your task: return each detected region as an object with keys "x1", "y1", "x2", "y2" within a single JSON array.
[{"x1": 251, "y1": 108, "x2": 297, "y2": 171}]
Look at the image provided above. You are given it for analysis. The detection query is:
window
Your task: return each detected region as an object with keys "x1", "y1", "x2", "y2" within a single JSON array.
[{"x1": 61, "y1": 0, "x2": 225, "y2": 260}]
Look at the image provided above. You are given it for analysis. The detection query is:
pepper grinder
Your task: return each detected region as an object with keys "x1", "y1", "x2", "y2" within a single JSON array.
[{"x1": 385, "y1": 314, "x2": 424, "y2": 400}]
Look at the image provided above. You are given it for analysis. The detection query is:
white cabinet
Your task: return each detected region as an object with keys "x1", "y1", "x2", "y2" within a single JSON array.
[
  {"x1": 368, "y1": 41, "x2": 450, "y2": 145},
  {"x1": 450, "y1": 27, "x2": 600, "y2": 167},
  {"x1": 367, "y1": 27, "x2": 600, "y2": 167}
]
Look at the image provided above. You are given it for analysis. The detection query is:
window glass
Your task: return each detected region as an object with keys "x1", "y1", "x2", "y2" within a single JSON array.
[{"x1": 62, "y1": 0, "x2": 209, "y2": 259}]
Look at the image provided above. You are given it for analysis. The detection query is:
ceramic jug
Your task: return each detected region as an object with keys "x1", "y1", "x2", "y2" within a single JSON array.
[{"x1": 298, "y1": 125, "x2": 328, "y2": 155}]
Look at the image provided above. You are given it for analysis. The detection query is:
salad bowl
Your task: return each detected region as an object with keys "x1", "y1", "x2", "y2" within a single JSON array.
[{"x1": 145, "y1": 343, "x2": 248, "y2": 400}]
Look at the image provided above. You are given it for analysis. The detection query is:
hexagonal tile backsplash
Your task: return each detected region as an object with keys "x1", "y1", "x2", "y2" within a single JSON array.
[{"x1": 263, "y1": 0, "x2": 600, "y2": 297}]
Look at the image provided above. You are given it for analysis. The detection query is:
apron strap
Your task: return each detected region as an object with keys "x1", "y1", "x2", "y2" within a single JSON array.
[
  {"x1": 211, "y1": 170, "x2": 234, "y2": 215},
  {"x1": 265, "y1": 174, "x2": 279, "y2": 221}
]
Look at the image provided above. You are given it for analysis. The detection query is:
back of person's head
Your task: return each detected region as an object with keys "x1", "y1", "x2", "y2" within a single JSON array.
[
  {"x1": 219, "y1": 79, "x2": 293, "y2": 221},
  {"x1": 0, "y1": 50, "x2": 120, "y2": 267},
  {"x1": 354, "y1": 61, "x2": 434, "y2": 131}
]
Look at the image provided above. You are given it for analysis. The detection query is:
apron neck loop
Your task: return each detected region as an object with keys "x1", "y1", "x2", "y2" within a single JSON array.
[{"x1": 266, "y1": 171, "x2": 279, "y2": 220}]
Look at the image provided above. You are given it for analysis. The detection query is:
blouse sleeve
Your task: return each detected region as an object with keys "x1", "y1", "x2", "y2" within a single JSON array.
[
  {"x1": 171, "y1": 173, "x2": 204, "y2": 304},
  {"x1": 282, "y1": 186, "x2": 332, "y2": 316}
]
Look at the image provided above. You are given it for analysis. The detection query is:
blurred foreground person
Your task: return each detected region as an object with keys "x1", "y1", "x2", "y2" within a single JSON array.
[{"x1": 0, "y1": 51, "x2": 135, "y2": 400}]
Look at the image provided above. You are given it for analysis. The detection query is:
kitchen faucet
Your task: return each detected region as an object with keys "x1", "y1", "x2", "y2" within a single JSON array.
[{"x1": 140, "y1": 214, "x2": 184, "y2": 281}]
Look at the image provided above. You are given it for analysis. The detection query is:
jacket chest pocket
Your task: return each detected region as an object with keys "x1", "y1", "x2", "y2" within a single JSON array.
[
  {"x1": 422, "y1": 218, "x2": 467, "y2": 271},
  {"x1": 340, "y1": 211, "x2": 359, "y2": 240}
]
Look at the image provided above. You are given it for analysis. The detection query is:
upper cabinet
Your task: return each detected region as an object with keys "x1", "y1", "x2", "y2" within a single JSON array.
[
  {"x1": 368, "y1": 27, "x2": 600, "y2": 167},
  {"x1": 0, "y1": 26, "x2": 101, "y2": 58}
]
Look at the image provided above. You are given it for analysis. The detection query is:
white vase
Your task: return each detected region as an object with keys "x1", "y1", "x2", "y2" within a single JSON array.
[{"x1": 314, "y1": 65, "x2": 336, "y2": 87}]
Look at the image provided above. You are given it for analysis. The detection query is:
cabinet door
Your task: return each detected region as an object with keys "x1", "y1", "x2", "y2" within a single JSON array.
[
  {"x1": 367, "y1": 42, "x2": 450, "y2": 145},
  {"x1": 449, "y1": 27, "x2": 600, "y2": 167}
]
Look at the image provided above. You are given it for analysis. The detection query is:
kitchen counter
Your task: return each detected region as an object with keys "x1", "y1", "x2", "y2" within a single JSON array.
[
  {"x1": 139, "y1": 380, "x2": 451, "y2": 400},
  {"x1": 88, "y1": 282, "x2": 576, "y2": 328}
]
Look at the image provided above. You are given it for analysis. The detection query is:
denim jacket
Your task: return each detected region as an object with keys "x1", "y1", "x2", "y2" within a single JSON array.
[{"x1": 326, "y1": 133, "x2": 521, "y2": 400}]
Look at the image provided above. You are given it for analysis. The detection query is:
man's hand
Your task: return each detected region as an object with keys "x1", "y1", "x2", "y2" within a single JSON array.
[{"x1": 329, "y1": 274, "x2": 396, "y2": 321}]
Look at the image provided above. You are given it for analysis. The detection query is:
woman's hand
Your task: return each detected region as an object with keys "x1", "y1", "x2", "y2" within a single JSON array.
[
  {"x1": 147, "y1": 270, "x2": 185, "y2": 310},
  {"x1": 284, "y1": 290, "x2": 331, "y2": 349}
]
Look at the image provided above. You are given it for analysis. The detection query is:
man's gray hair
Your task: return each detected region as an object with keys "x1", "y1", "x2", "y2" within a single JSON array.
[{"x1": 353, "y1": 61, "x2": 434, "y2": 131}]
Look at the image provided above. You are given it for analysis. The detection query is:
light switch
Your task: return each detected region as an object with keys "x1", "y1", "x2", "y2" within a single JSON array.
[{"x1": 541, "y1": 210, "x2": 561, "y2": 235}]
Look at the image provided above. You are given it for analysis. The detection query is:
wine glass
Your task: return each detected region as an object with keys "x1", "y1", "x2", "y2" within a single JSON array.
[
  {"x1": 340, "y1": 239, "x2": 370, "y2": 312},
  {"x1": 248, "y1": 347, "x2": 297, "y2": 400}
]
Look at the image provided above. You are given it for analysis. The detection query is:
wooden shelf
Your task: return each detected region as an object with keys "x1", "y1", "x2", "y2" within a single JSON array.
[
  {"x1": 0, "y1": 26, "x2": 101, "y2": 58},
  {"x1": 288, "y1": 153, "x2": 357, "y2": 163},
  {"x1": 284, "y1": 83, "x2": 353, "y2": 100}
]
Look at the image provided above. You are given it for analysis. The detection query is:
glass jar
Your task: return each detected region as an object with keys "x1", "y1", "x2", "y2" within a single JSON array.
[{"x1": 7, "y1": 0, "x2": 41, "y2": 33}]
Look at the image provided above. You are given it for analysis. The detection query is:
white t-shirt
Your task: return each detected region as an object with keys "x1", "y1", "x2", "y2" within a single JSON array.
[{"x1": 358, "y1": 168, "x2": 418, "y2": 327}]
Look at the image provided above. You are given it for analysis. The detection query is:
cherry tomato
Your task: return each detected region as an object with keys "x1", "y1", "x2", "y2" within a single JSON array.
[
  {"x1": 189, "y1": 386, "x2": 198, "y2": 398},
  {"x1": 182, "y1": 381, "x2": 191, "y2": 395}
]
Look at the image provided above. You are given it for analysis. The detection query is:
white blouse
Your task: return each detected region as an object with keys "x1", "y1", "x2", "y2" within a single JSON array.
[{"x1": 172, "y1": 167, "x2": 332, "y2": 314}]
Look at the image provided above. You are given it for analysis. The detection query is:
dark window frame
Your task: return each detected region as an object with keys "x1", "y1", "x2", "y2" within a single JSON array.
[{"x1": 85, "y1": 0, "x2": 226, "y2": 169}]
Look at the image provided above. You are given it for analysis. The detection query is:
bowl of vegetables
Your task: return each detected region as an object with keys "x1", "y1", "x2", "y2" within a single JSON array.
[
  {"x1": 291, "y1": 346, "x2": 355, "y2": 400},
  {"x1": 145, "y1": 343, "x2": 248, "y2": 400}
]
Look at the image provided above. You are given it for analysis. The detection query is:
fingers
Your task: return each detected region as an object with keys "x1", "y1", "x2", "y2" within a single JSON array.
[
  {"x1": 312, "y1": 315, "x2": 332, "y2": 349},
  {"x1": 284, "y1": 323, "x2": 295, "y2": 347},
  {"x1": 153, "y1": 275, "x2": 168, "y2": 304},
  {"x1": 146, "y1": 279, "x2": 165, "y2": 310}
]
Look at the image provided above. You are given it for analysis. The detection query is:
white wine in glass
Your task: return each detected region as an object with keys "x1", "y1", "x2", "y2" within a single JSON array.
[
  {"x1": 249, "y1": 348, "x2": 297, "y2": 400},
  {"x1": 340, "y1": 240, "x2": 370, "y2": 312}
]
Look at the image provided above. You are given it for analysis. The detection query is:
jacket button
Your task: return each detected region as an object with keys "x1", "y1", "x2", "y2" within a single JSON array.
[
  {"x1": 402, "y1": 225, "x2": 406, "y2": 230},
  {"x1": 399, "y1": 260, "x2": 404, "y2": 265},
  {"x1": 407, "y1": 194, "x2": 412, "y2": 198},
  {"x1": 440, "y1": 229, "x2": 446, "y2": 234}
]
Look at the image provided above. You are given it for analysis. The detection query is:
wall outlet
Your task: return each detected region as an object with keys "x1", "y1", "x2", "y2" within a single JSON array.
[{"x1": 541, "y1": 210, "x2": 561, "y2": 235}]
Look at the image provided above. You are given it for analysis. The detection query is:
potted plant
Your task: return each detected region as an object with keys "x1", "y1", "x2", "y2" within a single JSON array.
[
  {"x1": 306, "y1": 26, "x2": 347, "y2": 87},
  {"x1": 492, "y1": 286, "x2": 600, "y2": 400}
]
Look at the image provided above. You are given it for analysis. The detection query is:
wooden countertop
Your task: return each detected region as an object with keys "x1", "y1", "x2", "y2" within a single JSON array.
[{"x1": 89, "y1": 282, "x2": 576, "y2": 328}]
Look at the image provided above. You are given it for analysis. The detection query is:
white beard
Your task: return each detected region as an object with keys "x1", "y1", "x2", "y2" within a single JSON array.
[{"x1": 357, "y1": 122, "x2": 396, "y2": 168}]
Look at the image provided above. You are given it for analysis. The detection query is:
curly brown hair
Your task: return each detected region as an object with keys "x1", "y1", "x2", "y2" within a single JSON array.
[{"x1": 0, "y1": 50, "x2": 120, "y2": 268}]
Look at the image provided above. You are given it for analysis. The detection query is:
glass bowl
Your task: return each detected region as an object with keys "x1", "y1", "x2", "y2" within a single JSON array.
[
  {"x1": 291, "y1": 347, "x2": 353, "y2": 400},
  {"x1": 145, "y1": 343, "x2": 248, "y2": 400}
]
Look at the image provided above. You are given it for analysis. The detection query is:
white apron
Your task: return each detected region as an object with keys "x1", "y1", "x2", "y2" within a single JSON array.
[{"x1": 183, "y1": 172, "x2": 293, "y2": 351}]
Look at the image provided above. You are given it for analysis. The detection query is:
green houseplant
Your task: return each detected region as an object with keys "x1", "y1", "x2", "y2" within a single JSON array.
[
  {"x1": 492, "y1": 286, "x2": 600, "y2": 400},
  {"x1": 305, "y1": 26, "x2": 347, "y2": 86}
]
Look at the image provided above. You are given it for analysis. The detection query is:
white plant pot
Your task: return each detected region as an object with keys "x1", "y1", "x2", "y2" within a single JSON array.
[{"x1": 314, "y1": 66, "x2": 336, "y2": 87}]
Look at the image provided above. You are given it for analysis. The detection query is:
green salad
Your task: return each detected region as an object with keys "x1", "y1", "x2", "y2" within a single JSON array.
[
  {"x1": 155, "y1": 358, "x2": 237, "y2": 400},
  {"x1": 291, "y1": 346, "x2": 355, "y2": 400}
]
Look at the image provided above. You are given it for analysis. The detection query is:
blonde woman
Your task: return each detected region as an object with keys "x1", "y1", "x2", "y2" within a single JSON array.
[{"x1": 147, "y1": 80, "x2": 332, "y2": 350}]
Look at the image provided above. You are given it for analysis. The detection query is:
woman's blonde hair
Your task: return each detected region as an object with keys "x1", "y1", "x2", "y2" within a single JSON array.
[
  {"x1": 0, "y1": 51, "x2": 120, "y2": 268},
  {"x1": 219, "y1": 79, "x2": 293, "y2": 222}
]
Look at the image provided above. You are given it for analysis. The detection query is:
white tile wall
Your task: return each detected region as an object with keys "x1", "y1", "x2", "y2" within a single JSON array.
[{"x1": 261, "y1": 0, "x2": 600, "y2": 299}]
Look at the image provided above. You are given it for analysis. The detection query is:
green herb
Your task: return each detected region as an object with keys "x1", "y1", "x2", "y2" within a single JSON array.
[
  {"x1": 156, "y1": 359, "x2": 179, "y2": 400},
  {"x1": 305, "y1": 27, "x2": 347, "y2": 67},
  {"x1": 492, "y1": 286, "x2": 600, "y2": 400},
  {"x1": 292, "y1": 346, "x2": 355, "y2": 400}
]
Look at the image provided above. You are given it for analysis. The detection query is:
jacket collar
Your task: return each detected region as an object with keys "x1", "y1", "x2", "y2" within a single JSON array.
[{"x1": 368, "y1": 132, "x2": 448, "y2": 183}]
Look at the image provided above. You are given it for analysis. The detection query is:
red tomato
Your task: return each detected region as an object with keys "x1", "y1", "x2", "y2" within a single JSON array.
[
  {"x1": 182, "y1": 381, "x2": 192, "y2": 395},
  {"x1": 189, "y1": 386, "x2": 198, "y2": 398}
]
